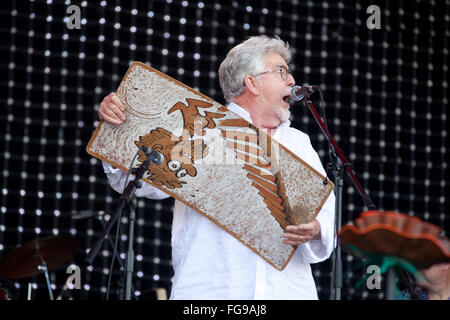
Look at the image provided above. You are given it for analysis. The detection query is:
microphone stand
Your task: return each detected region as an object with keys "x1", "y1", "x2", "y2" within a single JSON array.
[
  {"x1": 86, "y1": 147, "x2": 162, "y2": 300},
  {"x1": 302, "y1": 93, "x2": 376, "y2": 300}
]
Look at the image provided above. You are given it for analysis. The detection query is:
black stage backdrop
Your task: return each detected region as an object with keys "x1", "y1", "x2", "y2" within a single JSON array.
[{"x1": 0, "y1": 0, "x2": 449, "y2": 300}]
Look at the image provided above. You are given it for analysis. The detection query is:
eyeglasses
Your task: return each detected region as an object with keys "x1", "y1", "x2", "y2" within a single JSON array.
[{"x1": 255, "y1": 65, "x2": 291, "y2": 81}]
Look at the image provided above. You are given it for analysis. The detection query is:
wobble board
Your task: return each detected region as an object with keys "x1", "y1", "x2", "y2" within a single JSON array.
[{"x1": 86, "y1": 62, "x2": 334, "y2": 270}]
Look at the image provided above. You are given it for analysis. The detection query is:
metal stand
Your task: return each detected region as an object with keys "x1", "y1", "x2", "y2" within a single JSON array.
[
  {"x1": 86, "y1": 146, "x2": 163, "y2": 300},
  {"x1": 385, "y1": 267, "x2": 397, "y2": 300},
  {"x1": 124, "y1": 198, "x2": 137, "y2": 300},
  {"x1": 330, "y1": 169, "x2": 344, "y2": 300},
  {"x1": 38, "y1": 254, "x2": 54, "y2": 300},
  {"x1": 300, "y1": 90, "x2": 377, "y2": 300},
  {"x1": 27, "y1": 282, "x2": 32, "y2": 300}
]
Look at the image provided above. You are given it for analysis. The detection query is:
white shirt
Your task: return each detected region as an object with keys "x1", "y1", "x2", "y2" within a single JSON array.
[{"x1": 102, "y1": 102, "x2": 336, "y2": 300}]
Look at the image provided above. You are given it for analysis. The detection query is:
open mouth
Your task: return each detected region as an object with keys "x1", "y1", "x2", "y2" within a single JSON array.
[{"x1": 282, "y1": 95, "x2": 291, "y2": 105}]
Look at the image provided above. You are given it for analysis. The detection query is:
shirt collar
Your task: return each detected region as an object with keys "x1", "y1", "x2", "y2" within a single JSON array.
[
  {"x1": 226, "y1": 101, "x2": 291, "y2": 138},
  {"x1": 226, "y1": 102, "x2": 252, "y2": 123}
]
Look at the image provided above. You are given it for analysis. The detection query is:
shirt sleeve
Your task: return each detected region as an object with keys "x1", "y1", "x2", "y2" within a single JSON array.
[
  {"x1": 297, "y1": 191, "x2": 336, "y2": 264},
  {"x1": 102, "y1": 161, "x2": 171, "y2": 200}
]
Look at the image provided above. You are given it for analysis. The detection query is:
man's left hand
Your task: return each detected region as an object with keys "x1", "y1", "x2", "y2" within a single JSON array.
[{"x1": 282, "y1": 220, "x2": 321, "y2": 245}]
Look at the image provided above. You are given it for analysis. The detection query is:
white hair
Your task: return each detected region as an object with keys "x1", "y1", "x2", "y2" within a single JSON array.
[{"x1": 218, "y1": 35, "x2": 292, "y2": 103}]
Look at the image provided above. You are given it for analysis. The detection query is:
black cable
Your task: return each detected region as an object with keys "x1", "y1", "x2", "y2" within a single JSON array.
[
  {"x1": 105, "y1": 147, "x2": 142, "y2": 300},
  {"x1": 307, "y1": 87, "x2": 341, "y2": 300},
  {"x1": 314, "y1": 87, "x2": 337, "y2": 179},
  {"x1": 105, "y1": 208, "x2": 123, "y2": 300}
]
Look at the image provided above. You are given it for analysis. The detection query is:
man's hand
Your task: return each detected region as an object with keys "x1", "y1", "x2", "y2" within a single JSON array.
[
  {"x1": 282, "y1": 219, "x2": 321, "y2": 245},
  {"x1": 98, "y1": 92, "x2": 126, "y2": 125}
]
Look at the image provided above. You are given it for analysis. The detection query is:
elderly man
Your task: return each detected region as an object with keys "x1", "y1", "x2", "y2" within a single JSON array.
[{"x1": 98, "y1": 35, "x2": 336, "y2": 299}]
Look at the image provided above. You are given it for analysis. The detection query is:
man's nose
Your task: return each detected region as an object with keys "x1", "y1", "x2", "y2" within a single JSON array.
[{"x1": 286, "y1": 73, "x2": 295, "y2": 87}]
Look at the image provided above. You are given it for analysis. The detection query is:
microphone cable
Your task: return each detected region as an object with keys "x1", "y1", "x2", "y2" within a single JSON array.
[{"x1": 105, "y1": 146, "x2": 142, "y2": 300}]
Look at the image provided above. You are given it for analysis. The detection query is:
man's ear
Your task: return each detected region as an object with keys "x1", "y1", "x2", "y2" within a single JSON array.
[{"x1": 243, "y1": 75, "x2": 260, "y2": 96}]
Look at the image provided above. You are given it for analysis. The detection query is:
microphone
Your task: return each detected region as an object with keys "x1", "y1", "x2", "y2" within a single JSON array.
[
  {"x1": 147, "y1": 149, "x2": 164, "y2": 165},
  {"x1": 290, "y1": 85, "x2": 316, "y2": 101},
  {"x1": 141, "y1": 146, "x2": 164, "y2": 165},
  {"x1": 72, "y1": 210, "x2": 104, "y2": 220}
]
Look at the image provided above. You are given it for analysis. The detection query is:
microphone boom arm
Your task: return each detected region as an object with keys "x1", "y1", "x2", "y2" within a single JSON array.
[
  {"x1": 301, "y1": 95, "x2": 376, "y2": 301},
  {"x1": 303, "y1": 98, "x2": 376, "y2": 210}
]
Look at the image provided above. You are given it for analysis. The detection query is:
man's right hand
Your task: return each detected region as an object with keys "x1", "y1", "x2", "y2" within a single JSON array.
[{"x1": 98, "y1": 92, "x2": 126, "y2": 125}]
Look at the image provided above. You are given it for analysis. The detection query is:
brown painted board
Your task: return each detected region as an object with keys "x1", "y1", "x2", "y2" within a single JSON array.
[{"x1": 86, "y1": 62, "x2": 334, "y2": 270}]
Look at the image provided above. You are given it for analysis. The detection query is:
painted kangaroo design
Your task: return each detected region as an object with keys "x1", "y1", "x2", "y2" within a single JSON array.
[{"x1": 134, "y1": 98, "x2": 225, "y2": 189}]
